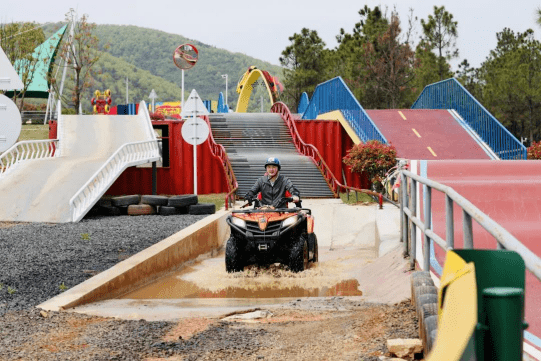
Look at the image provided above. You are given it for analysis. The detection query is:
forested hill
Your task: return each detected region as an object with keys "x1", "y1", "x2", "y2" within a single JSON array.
[{"x1": 43, "y1": 23, "x2": 283, "y2": 110}]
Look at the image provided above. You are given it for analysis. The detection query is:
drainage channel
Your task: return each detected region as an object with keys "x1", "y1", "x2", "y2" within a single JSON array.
[{"x1": 38, "y1": 200, "x2": 399, "y2": 321}]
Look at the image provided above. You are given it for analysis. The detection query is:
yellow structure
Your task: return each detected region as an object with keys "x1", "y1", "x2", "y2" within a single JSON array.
[
  {"x1": 316, "y1": 110, "x2": 362, "y2": 144},
  {"x1": 427, "y1": 251, "x2": 478, "y2": 361},
  {"x1": 235, "y1": 66, "x2": 282, "y2": 112}
]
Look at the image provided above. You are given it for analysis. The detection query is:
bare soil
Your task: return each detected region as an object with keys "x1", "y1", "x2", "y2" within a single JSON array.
[{"x1": 0, "y1": 298, "x2": 419, "y2": 361}]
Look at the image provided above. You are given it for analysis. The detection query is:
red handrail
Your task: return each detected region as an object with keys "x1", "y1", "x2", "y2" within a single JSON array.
[
  {"x1": 270, "y1": 102, "x2": 383, "y2": 209},
  {"x1": 202, "y1": 115, "x2": 238, "y2": 210}
]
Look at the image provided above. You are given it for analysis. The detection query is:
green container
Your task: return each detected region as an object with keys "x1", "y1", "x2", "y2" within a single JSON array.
[{"x1": 480, "y1": 287, "x2": 525, "y2": 361}]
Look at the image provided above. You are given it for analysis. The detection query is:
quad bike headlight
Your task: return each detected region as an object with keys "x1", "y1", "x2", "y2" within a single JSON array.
[
  {"x1": 281, "y1": 216, "x2": 298, "y2": 228},
  {"x1": 231, "y1": 217, "x2": 246, "y2": 229}
]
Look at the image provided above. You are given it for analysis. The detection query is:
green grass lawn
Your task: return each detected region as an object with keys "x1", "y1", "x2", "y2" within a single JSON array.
[
  {"x1": 198, "y1": 193, "x2": 227, "y2": 211},
  {"x1": 339, "y1": 191, "x2": 376, "y2": 205},
  {"x1": 19, "y1": 124, "x2": 49, "y2": 141}
]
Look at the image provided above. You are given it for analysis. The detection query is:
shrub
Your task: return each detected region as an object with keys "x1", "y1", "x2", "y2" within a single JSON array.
[
  {"x1": 343, "y1": 140, "x2": 397, "y2": 190},
  {"x1": 527, "y1": 141, "x2": 541, "y2": 160}
]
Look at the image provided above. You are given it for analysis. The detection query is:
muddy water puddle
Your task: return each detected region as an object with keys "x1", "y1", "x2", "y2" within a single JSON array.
[
  {"x1": 121, "y1": 254, "x2": 363, "y2": 300},
  {"x1": 122, "y1": 276, "x2": 362, "y2": 299}
]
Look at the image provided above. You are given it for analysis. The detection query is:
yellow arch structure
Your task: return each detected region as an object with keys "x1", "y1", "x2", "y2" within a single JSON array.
[{"x1": 235, "y1": 66, "x2": 282, "y2": 112}]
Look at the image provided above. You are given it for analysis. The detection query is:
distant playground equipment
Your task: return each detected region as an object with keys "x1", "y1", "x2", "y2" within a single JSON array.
[
  {"x1": 91, "y1": 89, "x2": 112, "y2": 114},
  {"x1": 235, "y1": 66, "x2": 283, "y2": 113}
]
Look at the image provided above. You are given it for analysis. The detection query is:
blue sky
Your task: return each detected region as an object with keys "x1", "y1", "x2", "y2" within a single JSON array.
[{"x1": 2, "y1": 0, "x2": 540, "y2": 70}]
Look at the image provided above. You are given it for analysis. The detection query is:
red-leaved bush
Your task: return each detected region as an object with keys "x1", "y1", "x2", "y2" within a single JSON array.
[
  {"x1": 343, "y1": 140, "x2": 397, "y2": 190},
  {"x1": 527, "y1": 141, "x2": 541, "y2": 160},
  {"x1": 149, "y1": 111, "x2": 165, "y2": 121}
]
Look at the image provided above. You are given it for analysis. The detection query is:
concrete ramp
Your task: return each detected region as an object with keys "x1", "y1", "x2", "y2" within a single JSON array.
[{"x1": 0, "y1": 112, "x2": 159, "y2": 223}]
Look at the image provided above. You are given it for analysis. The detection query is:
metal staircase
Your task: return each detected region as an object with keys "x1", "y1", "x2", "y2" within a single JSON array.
[{"x1": 209, "y1": 113, "x2": 334, "y2": 198}]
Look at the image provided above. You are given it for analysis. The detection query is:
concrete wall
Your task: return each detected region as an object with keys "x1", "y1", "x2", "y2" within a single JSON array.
[{"x1": 38, "y1": 210, "x2": 230, "y2": 311}]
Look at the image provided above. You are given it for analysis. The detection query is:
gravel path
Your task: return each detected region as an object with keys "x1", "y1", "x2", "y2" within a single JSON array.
[
  {"x1": 0, "y1": 214, "x2": 206, "y2": 313},
  {"x1": 0, "y1": 214, "x2": 419, "y2": 361}
]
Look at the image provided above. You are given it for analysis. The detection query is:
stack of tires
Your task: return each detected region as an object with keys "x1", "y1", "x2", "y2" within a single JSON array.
[
  {"x1": 410, "y1": 271, "x2": 439, "y2": 356},
  {"x1": 90, "y1": 194, "x2": 216, "y2": 217}
]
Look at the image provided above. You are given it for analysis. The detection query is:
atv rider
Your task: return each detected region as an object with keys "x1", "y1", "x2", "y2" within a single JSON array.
[{"x1": 244, "y1": 157, "x2": 300, "y2": 209}]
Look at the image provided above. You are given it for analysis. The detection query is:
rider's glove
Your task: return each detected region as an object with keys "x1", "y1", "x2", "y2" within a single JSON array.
[{"x1": 244, "y1": 196, "x2": 253, "y2": 205}]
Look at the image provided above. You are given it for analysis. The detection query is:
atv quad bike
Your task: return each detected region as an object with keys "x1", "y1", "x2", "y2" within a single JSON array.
[{"x1": 225, "y1": 197, "x2": 318, "y2": 273}]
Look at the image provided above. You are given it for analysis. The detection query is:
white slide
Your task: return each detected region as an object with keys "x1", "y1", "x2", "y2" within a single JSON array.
[{"x1": 0, "y1": 103, "x2": 160, "y2": 223}]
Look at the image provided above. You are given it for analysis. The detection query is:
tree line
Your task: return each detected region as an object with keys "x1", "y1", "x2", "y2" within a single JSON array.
[
  {"x1": 279, "y1": 5, "x2": 541, "y2": 143},
  {"x1": 1, "y1": 14, "x2": 283, "y2": 114}
]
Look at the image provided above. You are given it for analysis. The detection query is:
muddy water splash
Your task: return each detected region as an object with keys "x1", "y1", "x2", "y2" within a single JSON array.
[{"x1": 121, "y1": 253, "x2": 364, "y2": 299}]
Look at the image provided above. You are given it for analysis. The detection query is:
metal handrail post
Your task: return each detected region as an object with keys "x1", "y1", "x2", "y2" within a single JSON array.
[
  {"x1": 410, "y1": 177, "x2": 417, "y2": 269},
  {"x1": 446, "y1": 194, "x2": 454, "y2": 249},
  {"x1": 402, "y1": 173, "x2": 409, "y2": 256},
  {"x1": 463, "y1": 210, "x2": 474, "y2": 248},
  {"x1": 424, "y1": 185, "x2": 432, "y2": 272}
]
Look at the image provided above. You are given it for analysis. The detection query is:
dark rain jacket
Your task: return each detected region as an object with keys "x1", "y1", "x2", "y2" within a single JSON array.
[{"x1": 244, "y1": 174, "x2": 300, "y2": 208}]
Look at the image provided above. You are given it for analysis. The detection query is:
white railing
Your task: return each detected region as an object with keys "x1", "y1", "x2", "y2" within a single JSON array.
[
  {"x1": 69, "y1": 140, "x2": 160, "y2": 222},
  {"x1": 0, "y1": 140, "x2": 59, "y2": 178},
  {"x1": 138, "y1": 100, "x2": 157, "y2": 140}
]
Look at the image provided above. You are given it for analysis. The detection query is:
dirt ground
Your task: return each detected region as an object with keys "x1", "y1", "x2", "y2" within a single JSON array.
[{"x1": 0, "y1": 298, "x2": 420, "y2": 361}]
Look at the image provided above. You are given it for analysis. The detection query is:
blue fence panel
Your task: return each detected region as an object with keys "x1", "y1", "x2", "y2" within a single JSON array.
[
  {"x1": 301, "y1": 77, "x2": 387, "y2": 144},
  {"x1": 297, "y1": 92, "x2": 309, "y2": 114},
  {"x1": 412, "y1": 78, "x2": 527, "y2": 159},
  {"x1": 217, "y1": 92, "x2": 229, "y2": 113},
  {"x1": 203, "y1": 100, "x2": 212, "y2": 112}
]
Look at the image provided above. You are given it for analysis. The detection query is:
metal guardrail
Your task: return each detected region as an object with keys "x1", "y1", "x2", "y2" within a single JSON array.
[
  {"x1": 202, "y1": 115, "x2": 238, "y2": 209},
  {"x1": 69, "y1": 100, "x2": 160, "y2": 222},
  {"x1": 301, "y1": 76, "x2": 387, "y2": 144},
  {"x1": 69, "y1": 140, "x2": 160, "y2": 222},
  {"x1": 411, "y1": 78, "x2": 527, "y2": 160},
  {"x1": 0, "y1": 140, "x2": 59, "y2": 177},
  {"x1": 400, "y1": 169, "x2": 540, "y2": 280},
  {"x1": 272, "y1": 102, "x2": 384, "y2": 208}
]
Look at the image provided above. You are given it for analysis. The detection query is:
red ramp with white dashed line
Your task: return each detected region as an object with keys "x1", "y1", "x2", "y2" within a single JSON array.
[{"x1": 366, "y1": 109, "x2": 491, "y2": 160}]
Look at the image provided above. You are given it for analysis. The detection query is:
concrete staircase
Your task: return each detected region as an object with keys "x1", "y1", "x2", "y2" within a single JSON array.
[{"x1": 209, "y1": 113, "x2": 334, "y2": 199}]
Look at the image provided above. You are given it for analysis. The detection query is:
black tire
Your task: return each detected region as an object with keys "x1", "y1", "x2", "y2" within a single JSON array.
[
  {"x1": 141, "y1": 195, "x2": 169, "y2": 206},
  {"x1": 414, "y1": 285, "x2": 438, "y2": 307},
  {"x1": 309, "y1": 233, "x2": 318, "y2": 263},
  {"x1": 412, "y1": 271, "x2": 432, "y2": 279},
  {"x1": 97, "y1": 197, "x2": 112, "y2": 207},
  {"x1": 411, "y1": 275, "x2": 434, "y2": 305},
  {"x1": 428, "y1": 329, "x2": 437, "y2": 354},
  {"x1": 168, "y1": 194, "x2": 198, "y2": 207},
  {"x1": 176, "y1": 206, "x2": 189, "y2": 214},
  {"x1": 225, "y1": 237, "x2": 244, "y2": 273},
  {"x1": 416, "y1": 294, "x2": 438, "y2": 320},
  {"x1": 159, "y1": 206, "x2": 178, "y2": 216},
  {"x1": 189, "y1": 203, "x2": 216, "y2": 215},
  {"x1": 111, "y1": 195, "x2": 140, "y2": 207},
  {"x1": 101, "y1": 205, "x2": 121, "y2": 216},
  {"x1": 419, "y1": 302, "x2": 438, "y2": 344},
  {"x1": 127, "y1": 204, "x2": 156, "y2": 216},
  {"x1": 117, "y1": 206, "x2": 128, "y2": 215},
  {"x1": 423, "y1": 315, "x2": 438, "y2": 355},
  {"x1": 289, "y1": 237, "x2": 309, "y2": 272}
]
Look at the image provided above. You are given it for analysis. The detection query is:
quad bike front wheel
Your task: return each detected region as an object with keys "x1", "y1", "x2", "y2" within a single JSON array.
[
  {"x1": 225, "y1": 236, "x2": 244, "y2": 273},
  {"x1": 309, "y1": 233, "x2": 318, "y2": 263},
  {"x1": 289, "y1": 237, "x2": 309, "y2": 272}
]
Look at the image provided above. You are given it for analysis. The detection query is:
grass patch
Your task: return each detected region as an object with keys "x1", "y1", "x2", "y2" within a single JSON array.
[
  {"x1": 198, "y1": 193, "x2": 227, "y2": 211},
  {"x1": 339, "y1": 191, "x2": 376, "y2": 205},
  {"x1": 19, "y1": 124, "x2": 49, "y2": 141}
]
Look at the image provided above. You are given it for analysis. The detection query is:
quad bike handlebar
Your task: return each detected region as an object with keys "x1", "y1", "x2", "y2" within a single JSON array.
[{"x1": 241, "y1": 197, "x2": 301, "y2": 209}]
